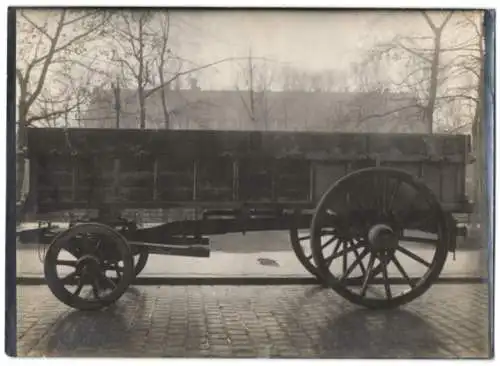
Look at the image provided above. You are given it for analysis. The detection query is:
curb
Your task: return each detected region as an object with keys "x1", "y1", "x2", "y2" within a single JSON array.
[{"x1": 16, "y1": 276, "x2": 488, "y2": 286}]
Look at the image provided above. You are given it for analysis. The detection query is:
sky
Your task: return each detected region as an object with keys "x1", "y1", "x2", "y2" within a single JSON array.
[
  {"x1": 16, "y1": 9, "x2": 482, "y2": 104},
  {"x1": 151, "y1": 9, "x2": 481, "y2": 90},
  {"x1": 168, "y1": 10, "x2": 398, "y2": 89}
]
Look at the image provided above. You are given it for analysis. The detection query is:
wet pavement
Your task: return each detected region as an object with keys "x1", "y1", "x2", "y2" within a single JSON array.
[{"x1": 16, "y1": 283, "x2": 491, "y2": 358}]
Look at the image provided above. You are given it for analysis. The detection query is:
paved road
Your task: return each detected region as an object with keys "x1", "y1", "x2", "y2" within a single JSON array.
[{"x1": 16, "y1": 284, "x2": 490, "y2": 358}]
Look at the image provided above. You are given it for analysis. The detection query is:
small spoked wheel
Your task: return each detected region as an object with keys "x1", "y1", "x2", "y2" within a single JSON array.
[
  {"x1": 133, "y1": 249, "x2": 149, "y2": 277},
  {"x1": 44, "y1": 223, "x2": 135, "y2": 311},
  {"x1": 311, "y1": 167, "x2": 448, "y2": 309}
]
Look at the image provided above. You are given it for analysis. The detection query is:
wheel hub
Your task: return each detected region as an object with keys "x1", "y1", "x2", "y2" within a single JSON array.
[
  {"x1": 368, "y1": 224, "x2": 399, "y2": 252},
  {"x1": 76, "y1": 254, "x2": 103, "y2": 276}
]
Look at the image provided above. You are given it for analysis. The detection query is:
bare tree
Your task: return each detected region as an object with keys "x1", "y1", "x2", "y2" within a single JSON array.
[
  {"x1": 15, "y1": 9, "x2": 109, "y2": 201},
  {"x1": 155, "y1": 12, "x2": 172, "y2": 128},
  {"x1": 359, "y1": 11, "x2": 483, "y2": 135},
  {"x1": 234, "y1": 51, "x2": 279, "y2": 129},
  {"x1": 361, "y1": 11, "x2": 455, "y2": 132},
  {"x1": 107, "y1": 10, "x2": 249, "y2": 130},
  {"x1": 108, "y1": 10, "x2": 158, "y2": 129}
]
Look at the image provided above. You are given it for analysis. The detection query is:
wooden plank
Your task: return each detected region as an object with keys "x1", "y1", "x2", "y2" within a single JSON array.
[
  {"x1": 26, "y1": 128, "x2": 471, "y2": 162},
  {"x1": 232, "y1": 160, "x2": 239, "y2": 201},
  {"x1": 193, "y1": 160, "x2": 198, "y2": 201},
  {"x1": 153, "y1": 159, "x2": 158, "y2": 200},
  {"x1": 112, "y1": 159, "x2": 120, "y2": 201}
]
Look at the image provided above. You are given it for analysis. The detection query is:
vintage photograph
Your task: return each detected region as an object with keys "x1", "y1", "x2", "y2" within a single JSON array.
[{"x1": 10, "y1": 7, "x2": 492, "y2": 358}]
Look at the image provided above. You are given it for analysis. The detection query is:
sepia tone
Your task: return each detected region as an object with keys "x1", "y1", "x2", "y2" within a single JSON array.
[{"x1": 13, "y1": 8, "x2": 491, "y2": 358}]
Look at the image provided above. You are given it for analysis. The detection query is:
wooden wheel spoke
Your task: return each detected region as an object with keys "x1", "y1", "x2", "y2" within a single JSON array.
[
  {"x1": 322, "y1": 234, "x2": 337, "y2": 246},
  {"x1": 401, "y1": 236, "x2": 438, "y2": 245},
  {"x1": 321, "y1": 238, "x2": 341, "y2": 266},
  {"x1": 340, "y1": 247, "x2": 369, "y2": 282},
  {"x1": 63, "y1": 246, "x2": 81, "y2": 259},
  {"x1": 325, "y1": 240, "x2": 342, "y2": 266},
  {"x1": 92, "y1": 279, "x2": 102, "y2": 300},
  {"x1": 350, "y1": 242, "x2": 368, "y2": 275},
  {"x1": 360, "y1": 254, "x2": 376, "y2": 297},
  {"x1": 61, "y1": 271, "x2": 78, "y2": 284},
  {"x1": 98, "y1": 271, "x2": 119, "y2": 289},
  {"x1": 342, "y1": 242, "x2": 348, "y2": 274},
  {"x1": 380, "y1": 254, "x2": 392, "y2": 300},
  {"x1": 321, "y1": 237, "x2": 337, "y2": 250},
  {"x1": 325, "y1": 241, "x2": 364, "y2": 265},
  {"x1": 391, "y1": 253, "x2": 415, "y2": 288},
  {"x1": 397, "y1": 246, "x2": 431, "y2": 267},
  {"x1": 56, "y1": 260, "x2": 77, "y2": 267},
  {"x1": 71, "y1": 280, "x2": 84, "y2": 297}
]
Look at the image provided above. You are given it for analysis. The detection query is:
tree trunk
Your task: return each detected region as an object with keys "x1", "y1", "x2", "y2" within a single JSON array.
[
  {"x1": 158, "y1": 71, "x2": 170, "y2": 129},
  {"x1": 114, "y1": 81, "x2": 121, "y2": 128},
  {"x1": 16, "y1": 101, "x2": 28, "y2": 203},
  {"x1": 138, "y1": 19, "x2": 146, "y2": 129},
  {"x1": 425, "y1": 28, "x2": 443, "y2": 134}
]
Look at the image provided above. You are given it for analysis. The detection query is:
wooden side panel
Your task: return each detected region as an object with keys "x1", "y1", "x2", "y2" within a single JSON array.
[
  {"x1": 26, "y1": 128, "x2": 470, "y2": 162},
  {"x1": 238, "y1": 158, "x2": 274, "y2": 201},
  {"x1": 313, "y1": 163, "x2": 347, "y2": 201},
  {"x1": 119, "y1": 156, "x2": 155, "y2": 202},
  {"x1": 197, "y1": 157, "x2": 234, "y2": 201},
  {"x1": 274, "y1": 159, "x2": 310, "y2": 201},
  {"x1": 156, "y1": 157, "x2": 194, "y2": 201},
  {"x1": 26, "y1": 128, "x2": 470, "y2": 212}
]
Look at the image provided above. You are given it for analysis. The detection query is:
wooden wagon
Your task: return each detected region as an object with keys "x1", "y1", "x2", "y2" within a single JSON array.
[{"x1": 17, "y1": 127, "x2": 473, "y2": 310}]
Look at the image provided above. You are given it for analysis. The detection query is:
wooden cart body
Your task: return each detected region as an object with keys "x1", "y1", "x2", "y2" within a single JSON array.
[{"x1": 25, "y1": 128, "x2": 472, "y2": 216}]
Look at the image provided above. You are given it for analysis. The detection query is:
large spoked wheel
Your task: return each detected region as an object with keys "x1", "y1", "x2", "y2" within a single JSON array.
[
  {"x1": 311, "y1": 167, "x2": 449, "y2": 309},
  {"x1": 44, "y1": 223, "x2": 135, "y2": 311},
  {"x1": 289, "y1": 211, "x2": 322, "y2": 280}
]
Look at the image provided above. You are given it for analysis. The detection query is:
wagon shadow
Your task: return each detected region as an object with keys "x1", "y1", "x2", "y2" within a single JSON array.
[
  {"x1": 276, "y1": 286, "x2": 450, "y2": 358},
  {"x1": 39, "y1": 287, "x2": 145, "y2": 357},
  {"x1": 315, "y1": 308, "x2": 448, "y2": 358}
]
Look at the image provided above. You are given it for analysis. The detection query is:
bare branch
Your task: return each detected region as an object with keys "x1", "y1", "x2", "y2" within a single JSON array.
[
  {"x1": 440, "y1": 12, "x2": 454, "y2": 29},
  {"x1": 396, "y1": 40, "x2": 432, "y2": 63},
  {"x1": 20, "y1": 11, "x2": 53, "y2": 40},
  {"x1": 144, "y1": 57, "x2": 250, "y2": 99},
  {"x1": 436, "y1": 94, "x2": 479, "y2": 103},
  {"x1": 358, "y1": 104, "x2": 424, "y2": 123},
  {"x1": 25, "y1": 10, "x2": 66, "y2": 110},
  {"x1": 62, "y1": 10, "x2": 102, "y2": 27},
  {"x1": 421, "y1": 11, "x2": 438, "y2": 31}
]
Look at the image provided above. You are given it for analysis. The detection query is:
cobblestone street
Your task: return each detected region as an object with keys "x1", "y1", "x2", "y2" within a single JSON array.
[{"x1": 16, "y1": 283, "x2": 490, "y2": 358}]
